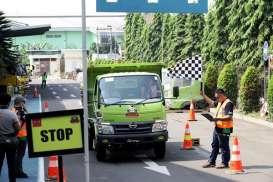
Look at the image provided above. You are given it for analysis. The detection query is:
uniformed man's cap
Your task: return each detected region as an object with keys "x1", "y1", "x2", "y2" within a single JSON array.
[{"x1": 14, "y1": 95, "x2": 26, "y2": 104}]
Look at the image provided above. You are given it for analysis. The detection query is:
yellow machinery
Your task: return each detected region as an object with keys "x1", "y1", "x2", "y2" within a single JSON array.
[{"x1": 0, "y1": 64, "x2": 31, "y2": 95}]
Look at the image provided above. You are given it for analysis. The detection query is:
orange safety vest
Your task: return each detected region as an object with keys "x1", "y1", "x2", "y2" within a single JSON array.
[
  {"x1": 215, "y1": 99, "x2": 233, "y2": 129},
  {"x1": 11, "y1": 108, "x2": 27, "y2": 138}
]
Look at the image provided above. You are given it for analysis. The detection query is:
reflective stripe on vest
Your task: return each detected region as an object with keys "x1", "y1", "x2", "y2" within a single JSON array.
[
  {"x1": 215, "y1": 99, "x2": 233, "y2": 129},
  {"x1": 11, "y1": 107, "x2": 27, "y2": 138}
]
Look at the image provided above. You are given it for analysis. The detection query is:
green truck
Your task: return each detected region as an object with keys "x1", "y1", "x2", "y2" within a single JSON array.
[{"x1": 87, "y1": 63, "x2": 173, "y2": 161}]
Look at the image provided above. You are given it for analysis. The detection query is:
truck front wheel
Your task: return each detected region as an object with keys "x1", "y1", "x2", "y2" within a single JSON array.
[
  {"x1": 153, "y1": 142, "x2": 166, "y2": 159},
  {"x1": 96, "y1": 145, "x2": 106, "y2": 161}
]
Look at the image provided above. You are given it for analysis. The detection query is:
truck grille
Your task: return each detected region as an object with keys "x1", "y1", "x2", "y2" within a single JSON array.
[{"x1": 113, "y1": 122, "x2": 153, "y2": 135}]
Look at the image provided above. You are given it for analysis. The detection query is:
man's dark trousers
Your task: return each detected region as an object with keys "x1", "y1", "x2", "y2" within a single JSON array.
[
  {"x1": 209, "y1": 129, "x2": 230, "y2": 166},
  {"x1": 16, "y1": 140, "x2": 27, "y2": 174},
  {"x1": 0, "y1": 142, "x2": 17, "y2": 182}
]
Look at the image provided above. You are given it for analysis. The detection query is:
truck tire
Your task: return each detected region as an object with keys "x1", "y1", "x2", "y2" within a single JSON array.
[
  {"x1": 153, "y1": 142, "x2": 166, "y2": 159},
  {"x1": 88, "y1": 126, "x2": 95, "y2": 151},
  {"x1": 96, "y1": 145, "x2": 106, "y2": 161}
]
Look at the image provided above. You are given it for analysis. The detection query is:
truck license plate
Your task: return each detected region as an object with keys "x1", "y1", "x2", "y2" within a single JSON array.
[{"x1": 127, "y1": 139, "x2": 140, "y2": 143}]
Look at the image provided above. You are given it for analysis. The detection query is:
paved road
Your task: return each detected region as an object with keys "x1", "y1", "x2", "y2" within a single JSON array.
[{"x1": 40, "y1": 79, "x2": 273, "y2": 182}]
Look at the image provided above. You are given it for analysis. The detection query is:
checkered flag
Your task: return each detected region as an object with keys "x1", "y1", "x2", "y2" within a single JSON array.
[{"x1": 167, "y1": 55, "x2": 202, "y2": 80}]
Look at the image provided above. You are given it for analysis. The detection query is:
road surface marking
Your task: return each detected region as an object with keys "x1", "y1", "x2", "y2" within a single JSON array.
[
  {"x1": 55, "y1": 96, "x2": 61, "y2": 99},
  {"x1": 52, "y1": 91, "x2": 57, "y2": 95},
  {"x1": 137, "y1": 154, "x2": 171, "y2": 176},
  {"x1": 143, "y1": 159, "x2": 171, "y2": 176},
  {"x1": 49, "y1": 87, "x2": 53, "y2": 90},
  {"x1": 74, "y1": 86, "x2": 78, "y2": 89},
  {"x1": 70, "y1": 94, "x2": 77, "y2": 98},
  {"x1": 63, "y1": 88, "x2": 68, "y2": 91}
]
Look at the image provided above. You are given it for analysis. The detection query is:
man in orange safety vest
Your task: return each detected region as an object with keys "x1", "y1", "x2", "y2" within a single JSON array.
[
  {"x1": 201, "y1": 88, "x2": 233, "y2": 169},
  {"x1": 12, "y1": 96, "x2": 28, "y2": 178}
]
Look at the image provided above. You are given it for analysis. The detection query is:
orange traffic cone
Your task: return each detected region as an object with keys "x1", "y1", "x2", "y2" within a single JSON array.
[
  {"x1": 43, "y1": 101, "x2": 49, "y2": 112},
  {"x1": 228, "y1": 136, "x2": 245, "y2": 174},
  {"x1": 47, "y1": 156, "x2": 58, "y2": 179},
  {"x1": 33, "y1": 86, "x2": 39, "y2": 98},
  {"x1": 188, "y1": 100, "x2": 197, "y2": 121},
  {"x1": 181, "y1": 122, "x2": 193, "y2": 150}
]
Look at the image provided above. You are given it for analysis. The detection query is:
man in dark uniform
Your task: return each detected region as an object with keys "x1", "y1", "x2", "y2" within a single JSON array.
[
  {"x1": 201, "y1": 88, "x2": 234, "y2": 169},
  {"x1": 0, "y1": 93, "x2": 20, "y2": 182}
]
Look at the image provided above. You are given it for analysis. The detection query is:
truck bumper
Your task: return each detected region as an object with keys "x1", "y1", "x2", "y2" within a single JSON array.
[{"x1": 97, "y1": 131, "x2": 168, "y2": 147}]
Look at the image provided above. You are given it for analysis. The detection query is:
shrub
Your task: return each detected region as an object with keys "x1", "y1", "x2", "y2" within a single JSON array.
[
  {"x1": 204, "y1": 63, "x2": 218, "y2": 98},
  {"x1": 239, "y1": 66, "x2": 260, "y2": 113},
  {"x1": 217, "y1": 63, "x2": 238, "y2": 104},
  {"x1": 267, "y1": 75, "x2": 273, "y2": 119}
]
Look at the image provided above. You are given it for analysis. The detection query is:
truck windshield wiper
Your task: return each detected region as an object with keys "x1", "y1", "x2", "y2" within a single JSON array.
[
  {"x1": 135, "y1": 96, "x2": 162, "y2": 104},
  {"x1": 104, "y1": 100, "x2": 135, "y2": 106}
]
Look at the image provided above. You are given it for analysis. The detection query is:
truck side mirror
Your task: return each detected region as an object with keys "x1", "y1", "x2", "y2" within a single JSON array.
[{"x1": 173, "y1": 86, "x2": 179, "y2": 98}]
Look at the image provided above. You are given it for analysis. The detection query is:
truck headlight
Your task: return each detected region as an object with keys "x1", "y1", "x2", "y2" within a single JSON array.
[
  {"x1": 152, "y1": 120, "x2": 167, "y2": 132},
  {"x1": 97, "y1": 123, "x2": 114, "y2": 135}
]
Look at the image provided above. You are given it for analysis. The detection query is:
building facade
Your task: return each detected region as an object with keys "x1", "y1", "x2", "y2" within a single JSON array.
[{"x1": 13, "y1": 28, "x2": 95, "y2": 76}]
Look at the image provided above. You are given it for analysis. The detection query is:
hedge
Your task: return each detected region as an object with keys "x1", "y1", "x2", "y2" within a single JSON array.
[
  {"x1": 239, "y1": 66, "x2": 260, "y2": 113},
  {"x1": 204, "y1": 63, "x2": 218, "y2": 98},
  {"x1": 217, "y1": 63, "x2": 238, "y2": 104},
  {"x1": 267, "y1": 75, "x2": 273, "y2": 119}
]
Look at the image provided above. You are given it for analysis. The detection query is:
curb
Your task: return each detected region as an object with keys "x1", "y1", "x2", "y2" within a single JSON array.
[{"x1": 210, "y1": 108, "x2": 273, "y2": 129}]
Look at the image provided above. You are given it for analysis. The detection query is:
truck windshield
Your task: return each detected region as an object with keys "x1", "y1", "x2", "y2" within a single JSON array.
[{"x1": 99, "y1": 75, "x2": 162, "y2": 105}]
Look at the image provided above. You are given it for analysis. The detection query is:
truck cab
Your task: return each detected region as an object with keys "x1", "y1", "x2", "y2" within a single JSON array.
[{"x1": 88, "y1": 63, "x2": 168, "y2": 161}]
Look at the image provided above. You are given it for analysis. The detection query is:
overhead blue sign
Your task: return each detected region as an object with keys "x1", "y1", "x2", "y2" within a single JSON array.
[{"x1": 96, "y1": 0, "x2": 208, "y2": 13}]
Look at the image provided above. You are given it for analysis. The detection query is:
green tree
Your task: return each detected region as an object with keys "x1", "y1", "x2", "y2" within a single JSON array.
[
  {"x1": 227, "y1": 0, "x2": 273, "y2": 66},
  {"x1": 217, "y1": 64, "x2": 238, "y2": 104},
  {"x1": 226, "y1": 0, "x2": 246, "y2": 65},
  {"x1": 209, "y1": 0, "x2": 232, "y2": 65},
  {"x1": 0, "y1": 11, "x2": 18, "y2": 78},
  {"x1": 268, "y1": 75, "x2": 273, "y2": 120},
  {"x1": 202, "y1": 8, "x2": 216, "y2": 65},
  {"x1": 147, "y1": 13, "x2": 163, "y2": 62},
  {"x1": 160, "y1": 14, "x2": 171, "y2": 63},
  {"x1": 164, "y1": 15, "x2": 176, "y2": 65},
  {"x1": 19, "y1": 47, "x2": 30, "y2": 65},
  {"x1": 139, "y1": 23, "x2": 150, "y2": 62},
  {"x1": 131, "y1": 14, "x2": 146, "y2": 61},
  {"x1": 182, "y1": 14, "x2": 205, "y2": 58},
  {"x1": 239, "y1": 67, "x2": 260, "y2": 113},
  {"x1": 125, "y1": 13, "x2": 134, "y2": 60},
  {"x1": 204, "y1": 63, "x2": 219, "y2": 98},
  {"x1": 169, "y1": 14, "x2": 188, "y2": 63}
]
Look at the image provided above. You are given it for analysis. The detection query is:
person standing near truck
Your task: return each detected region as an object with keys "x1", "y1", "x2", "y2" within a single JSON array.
[
  {"x1": 41, "y1": 72, "x2": 47, "y2": 89},
  {"x1": 201, "y1": 88, "x2": 234, "y2": 169},
  {"x1": 12, "y1": 96, "x2": 28, "y2": 178},
  {"x1": 0, "y1": 93, "x2": 20, "y2": 182}
]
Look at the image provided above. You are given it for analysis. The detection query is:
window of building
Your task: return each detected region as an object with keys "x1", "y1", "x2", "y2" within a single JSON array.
[{"x1": 46, "y1": 34, "x2": 62, "y2": 38}]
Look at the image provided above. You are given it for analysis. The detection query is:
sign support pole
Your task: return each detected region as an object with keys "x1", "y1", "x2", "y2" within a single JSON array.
[
  {"x1": 58, "y1": 156, "x2": 64, "y2": 182},
  {"x1": 81, "y1": 0, "x2": 90, "y2": 182}
]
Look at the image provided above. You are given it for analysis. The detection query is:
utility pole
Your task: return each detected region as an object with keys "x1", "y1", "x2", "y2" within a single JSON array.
[
  {"x1": 96, "y1": 27, "x2": 100, "y2": 59},
  {"x1": 81, "y1": 0, "x2": 90, "y2": 182},
  {"x1": 108, "y1": 25, "x2": 113, "y2": 55}
]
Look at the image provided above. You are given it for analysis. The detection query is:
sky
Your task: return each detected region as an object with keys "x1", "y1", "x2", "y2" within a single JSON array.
[{"x1": 1, "y1": 0, "x2": 213, "y2": 31}]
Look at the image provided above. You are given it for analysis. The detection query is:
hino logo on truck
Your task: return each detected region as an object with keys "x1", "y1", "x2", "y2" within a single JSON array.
[
  {"x1": 129, "y1": 123, "x2": 138, "y2": 129},
  {"x1": 128, "y1": 105, "x2": 137, "y2": 113}
]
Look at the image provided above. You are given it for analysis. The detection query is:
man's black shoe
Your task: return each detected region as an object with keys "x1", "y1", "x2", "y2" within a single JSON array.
[{"x1": 202, "y1": 162, "x2": 215, "y2": 168}]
